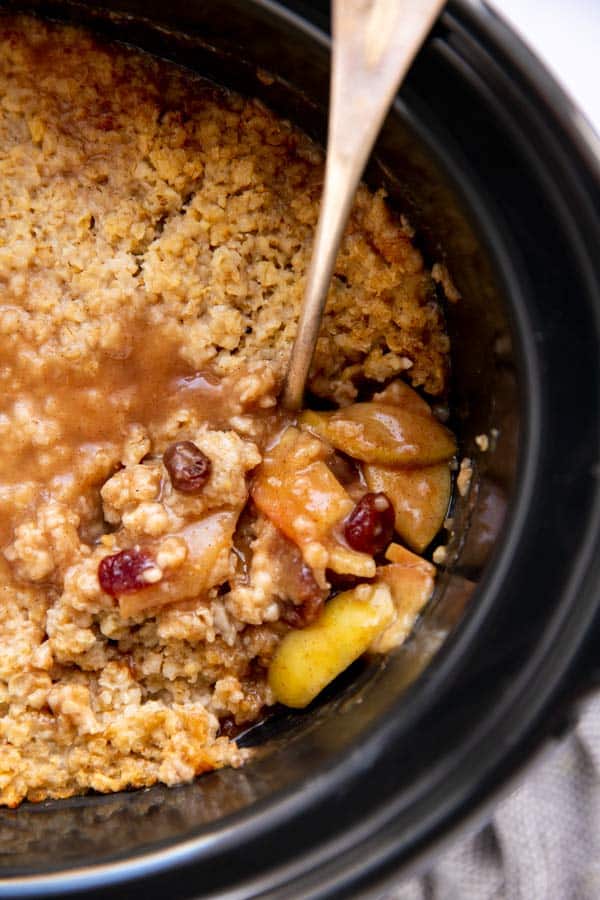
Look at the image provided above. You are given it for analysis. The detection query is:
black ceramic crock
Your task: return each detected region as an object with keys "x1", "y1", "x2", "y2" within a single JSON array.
[{"x1": 0, "y1": 1, "x2": 599, "y2": 897}]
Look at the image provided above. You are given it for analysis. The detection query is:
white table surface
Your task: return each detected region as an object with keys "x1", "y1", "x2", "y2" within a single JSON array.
[{"x1": 491, "y1": 0, "x2": 600, "y2": 134}]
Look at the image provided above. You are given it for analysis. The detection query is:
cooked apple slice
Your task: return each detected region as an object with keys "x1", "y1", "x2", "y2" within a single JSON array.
[
  {"x1": 372, "y1": 379, "x2": 433, "y2": 416},
  {"x1": 364, "y1": 462, "x2": 451, "y2": 552},
  {"x1": 268, "y1": 583, "x2": 394, "y2": 708},
  {"x1": 327, "y1": 544, "x2": 376, "y2": 578},
  {"x1": 252, "y1": 427, "x2": 374, "y2": 577},
  {"x1": 300, "y1": 403, "x2": 456, "y2": 466},
  {"x1": 252, "y1": 427, "x2": 354, "y2": 544},
  {"x1": 118, "y1": 510, "x2": 237, "y2": 618},
  {"x1": 370, "y1": 546, "x2": 435, "y2": 653},
  {"x1": 385, "y1": 542, "x2": 435, "y2": 566}
]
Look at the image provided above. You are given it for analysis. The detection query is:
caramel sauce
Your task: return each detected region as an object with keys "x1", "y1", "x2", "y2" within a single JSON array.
[{"x1": 0, "y1": 318, "x2": 281, "y2": 546}]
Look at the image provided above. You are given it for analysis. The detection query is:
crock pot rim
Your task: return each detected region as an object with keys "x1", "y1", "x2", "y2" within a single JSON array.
[{"x1": 1, "y1": 0, "x2": 599, "y2": 896}]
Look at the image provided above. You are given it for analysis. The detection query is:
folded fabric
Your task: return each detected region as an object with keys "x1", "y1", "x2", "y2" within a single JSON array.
[{"x1": 392, "y1": 694, "x2": 600, "y2": 900}]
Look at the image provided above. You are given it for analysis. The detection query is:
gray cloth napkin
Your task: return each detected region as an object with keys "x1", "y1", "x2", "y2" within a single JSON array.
[{"x1": 390, "y1": 694, "x2": 600, "y2": 900}]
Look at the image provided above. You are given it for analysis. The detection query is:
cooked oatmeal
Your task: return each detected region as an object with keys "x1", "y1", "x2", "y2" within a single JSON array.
[{"x1": 0, "y1": 15, "x2": 454, "y2": 807}]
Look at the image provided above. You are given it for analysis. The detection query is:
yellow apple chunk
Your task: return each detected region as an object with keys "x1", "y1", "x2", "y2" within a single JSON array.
[
  {"x1": 268, "y1": 583, "x2": 394, "y2": 708},
  {"x1": 364, "y1": 462, "x2": 451, "y2": 552},
  {"x1": 300, "y1": 403, "x2": 456, "y2": 466},
  {"x1": 118, "y1": 510, "x2": 237, "y2": 618}
]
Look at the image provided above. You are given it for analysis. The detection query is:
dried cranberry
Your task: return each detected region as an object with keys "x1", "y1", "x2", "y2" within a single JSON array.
[
  {"x1": 163, "y1": 441, "x2": 212, "y2": 493},
  {"x1": 98, "y1": 548, "x2": 155, "y2": 596},
  {"x1": 344, "y1": 492, "x2": 395, "y2": 556}
]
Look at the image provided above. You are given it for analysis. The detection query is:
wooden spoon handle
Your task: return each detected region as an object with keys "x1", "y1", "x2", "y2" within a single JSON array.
[{"x1": 282, "y1": 0, "x2": 446, "y2": 410}]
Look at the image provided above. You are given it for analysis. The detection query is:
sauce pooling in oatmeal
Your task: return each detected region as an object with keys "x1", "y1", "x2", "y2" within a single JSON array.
[{"x1": 0, "y1": 321, "x2": 287, "y2": 544}]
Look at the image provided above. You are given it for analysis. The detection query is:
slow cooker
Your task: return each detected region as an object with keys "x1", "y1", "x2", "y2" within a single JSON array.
[{"x1": 0, "y1": 0, "x2": 599, "y2": 897}]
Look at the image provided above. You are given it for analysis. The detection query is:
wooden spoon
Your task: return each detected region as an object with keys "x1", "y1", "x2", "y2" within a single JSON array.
[{"x1": 281, "y1": 0, "x2": 446, "y2": 410}]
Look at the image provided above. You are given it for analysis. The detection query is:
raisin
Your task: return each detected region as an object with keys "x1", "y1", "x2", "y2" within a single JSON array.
[
  {"x1": 344, "y1": 492, "x2": 395, "y2": 555},
  {"x1": 297, "y1": 563, "x2": 322, "y2": 604},
  {"x1": 325, "y1": 570, "x2": 361, "y2": 593},
  {"x1": 219, "y1": 715, "x2": 242, "y2": 739},
  {"x1": 281, "y1": 564, "x2": 326, "y2": 628},
  {"x1": 326, "y1": 451, "x2": 359, "y2": 486},
  {"x1": 98, "y1": 548, "x2": 156, "y2": 596},
  {"x1": 163, "y1": 441, "x2": 211, "y2": 493}
]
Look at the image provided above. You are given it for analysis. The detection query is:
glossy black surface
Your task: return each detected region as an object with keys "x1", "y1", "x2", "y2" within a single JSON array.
[{"x1": 0, "y1": 1, "x2": 598, "y2": 897}]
